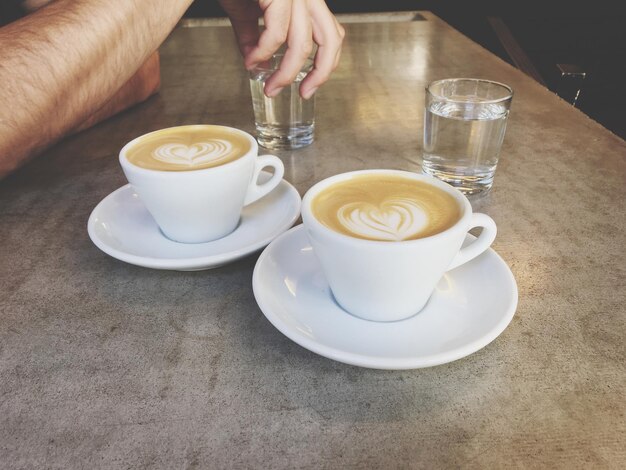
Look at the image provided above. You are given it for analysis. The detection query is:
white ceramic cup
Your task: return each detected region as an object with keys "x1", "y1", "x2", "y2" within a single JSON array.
[
  {"x1": 301, "y1": 170, "x2": 497, "y2": 322},
  {"x1": 119, "y1": 125, "x2": 284, "y2": 243}
]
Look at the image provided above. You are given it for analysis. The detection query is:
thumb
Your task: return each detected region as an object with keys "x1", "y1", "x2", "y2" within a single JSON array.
[{"x1": 229, "y1": 19, "x2": 261, "y2": 61}]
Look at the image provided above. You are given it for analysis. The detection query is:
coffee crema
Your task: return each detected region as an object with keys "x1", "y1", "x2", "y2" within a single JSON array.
[
  {"x1": 125, "y1": 126, "x2": 251, "y2": 171},
  {"x1": 311, "y1": 174, "x2": 461, "y2": 241}
]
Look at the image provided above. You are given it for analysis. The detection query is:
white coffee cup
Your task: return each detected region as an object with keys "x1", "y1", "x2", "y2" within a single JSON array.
[
  {"x1": 301, "y1": 170, "x2": 497, "y2": 322},
  {"x1": 120, "y1": 125, "x2": 284, "y2": 243}
]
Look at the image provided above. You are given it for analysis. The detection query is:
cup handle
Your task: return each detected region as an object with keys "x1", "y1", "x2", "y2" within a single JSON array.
[
  {"x1": 447, "y1": 213, "x2": 497, "y2": 270},
  {"x1": 243, "y1": 155, "x2": 285, "y2": 206}
]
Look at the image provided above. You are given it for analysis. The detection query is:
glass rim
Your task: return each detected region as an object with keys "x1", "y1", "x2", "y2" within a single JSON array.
[
  {"x1": 251, "y1": 53, "x2": 314, "y2": 73},
  {"x1": 426, "y1": 78, "x2": 514, "y2": 104}
]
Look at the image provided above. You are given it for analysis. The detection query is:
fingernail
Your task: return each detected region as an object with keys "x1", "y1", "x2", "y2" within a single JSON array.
[
  {"x1": 303, "y1": 87, "x2": 318, "y2": 100},
  {"x1": 266, "y1": 86, "x2": 284, "y2": 98}
]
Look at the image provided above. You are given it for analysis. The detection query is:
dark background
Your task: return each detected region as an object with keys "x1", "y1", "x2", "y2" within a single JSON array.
[{"x1": 185, "y1": 1, "x2": 626, "y2": 139}]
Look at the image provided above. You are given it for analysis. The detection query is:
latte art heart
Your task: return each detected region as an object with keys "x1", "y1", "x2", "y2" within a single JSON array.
[
  {"x1": 338, "y1": 198, "x2": 429, "y2": 241},
  {"x1": 152, "y1": 140, "x2": 234, "y2": 166},
  {"x1": 312, "y1": 174, "x2": 461, "y2": 241}
]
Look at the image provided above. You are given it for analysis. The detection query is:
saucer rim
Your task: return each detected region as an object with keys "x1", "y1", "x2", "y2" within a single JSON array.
[
  {"x1": 87, "y1": 179, "x2": 301, "y2": 270},
  {"x1": 252, "y1": 225, "x2": 518, "y2": 370}
]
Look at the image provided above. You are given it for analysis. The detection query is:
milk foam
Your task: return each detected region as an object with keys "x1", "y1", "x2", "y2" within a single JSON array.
[
  {"x1": 152, "y1": 140, "x2": 234, "y2": 167},
  {"x1": 338, "y1": 198, "x2": 429, "y2": 241},
  {"x1": 311, "y1": 174, "x2": 461, "y2": 241}
]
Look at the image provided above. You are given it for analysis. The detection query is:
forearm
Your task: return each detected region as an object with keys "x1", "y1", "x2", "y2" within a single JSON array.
[
  {"x1": 0, "y1": 0, "x2": 192, "y2": 177},
  {"x1": 74, "y1": 51, "x2": 161, "y2": 133}
]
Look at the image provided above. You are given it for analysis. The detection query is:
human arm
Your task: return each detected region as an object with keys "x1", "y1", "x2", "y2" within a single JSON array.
[
  {"x1": 218, "y1": 0, "x2": 345, "y2": 99},
  {"x1": 19, "y1": 0, "x2": 162, "y2": 136},
  {"x1": 73, "y1": 51, "x2": 161, "y2": 133},
  {"x1": 0, "y1": 0, "x2": 193, "y2": 178}
]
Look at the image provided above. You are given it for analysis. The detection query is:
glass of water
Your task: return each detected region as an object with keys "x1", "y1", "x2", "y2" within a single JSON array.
[
  {"x1": 423, "y1": 78, "x2": 513, "y2": 195},
  {"x1": 249, "y1": 54, "x2": 315, "y2": 150}
]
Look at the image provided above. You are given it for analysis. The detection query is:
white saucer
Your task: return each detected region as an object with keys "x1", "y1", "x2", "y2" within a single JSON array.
[
  {"x1": 88, "y1": 173, "x2": 301, "y2": 270},
  {"x1": 253, "y1": 225, "x2": 518, "y2": 369}
]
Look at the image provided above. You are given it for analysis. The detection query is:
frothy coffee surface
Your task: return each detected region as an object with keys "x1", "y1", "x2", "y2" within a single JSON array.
[
  {"x1": 126, "y1": 126, "x2": 251, "y2": 171},
  {"x1": 312, "y1": 174, "x2": 461, "y2": 241}
]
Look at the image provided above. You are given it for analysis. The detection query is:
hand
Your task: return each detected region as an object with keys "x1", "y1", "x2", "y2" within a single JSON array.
[{"x1": 219, "y1": 0, "x2": 345, "y2": 99}]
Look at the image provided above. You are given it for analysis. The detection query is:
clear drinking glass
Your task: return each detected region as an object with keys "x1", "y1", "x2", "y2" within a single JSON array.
[
  {"x1": 249, "y1": 54, "x2": 315, "y2": 150},
  {"x1": 423, "y1": 78, "x2": 513, "y2": 195}
]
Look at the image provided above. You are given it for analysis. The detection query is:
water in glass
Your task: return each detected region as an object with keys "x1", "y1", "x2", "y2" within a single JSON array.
[
  {"x1": 423, "y1": 100, "x2": 508, "y2": 195},
  {"x1": 250, "y1": 70, "x2": 315, "y2": 149}
]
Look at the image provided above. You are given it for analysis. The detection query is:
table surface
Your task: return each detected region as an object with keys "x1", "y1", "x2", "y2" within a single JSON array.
[{"x1": 1, "y1": 11, "x2": 625, "y2": 469}]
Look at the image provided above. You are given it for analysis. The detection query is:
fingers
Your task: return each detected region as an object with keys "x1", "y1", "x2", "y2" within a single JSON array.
[
  {"x1": 244, "y1": 0, "x2": 291, "y2": 70},
  {"x1": 299, "y1": 0, "x2": 344, "y2": 99},
  {"x1": 263, "y1": 0, "x2": 313, "y2": 97},
  {"x1": 240, "y1": 0, "x2": 344, "y2": 99},
  {"x1": 230, "y1": 18, "x2": 262, "y2": 58},
  {"x1": 219, "y1": 0, "x2": 263, "y2": 57}
]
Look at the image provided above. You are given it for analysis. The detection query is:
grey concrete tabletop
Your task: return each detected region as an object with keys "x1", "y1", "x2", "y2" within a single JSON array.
[{"x1": 1, "y1": 11, "x2": 625, "y2": 469}]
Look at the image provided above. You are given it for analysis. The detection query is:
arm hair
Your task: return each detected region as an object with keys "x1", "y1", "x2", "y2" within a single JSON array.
[{"x1": 0, "y1": 0, "x2": 192, "y2": 177}]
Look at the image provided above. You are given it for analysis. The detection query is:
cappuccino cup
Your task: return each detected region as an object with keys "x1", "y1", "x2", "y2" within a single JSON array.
[
  {"x1": 120, "y1": 125, "x2": 284, "y2": 243},
  {"x1": 301, "y1": 170, "x2": 497, "y2": 322}
]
